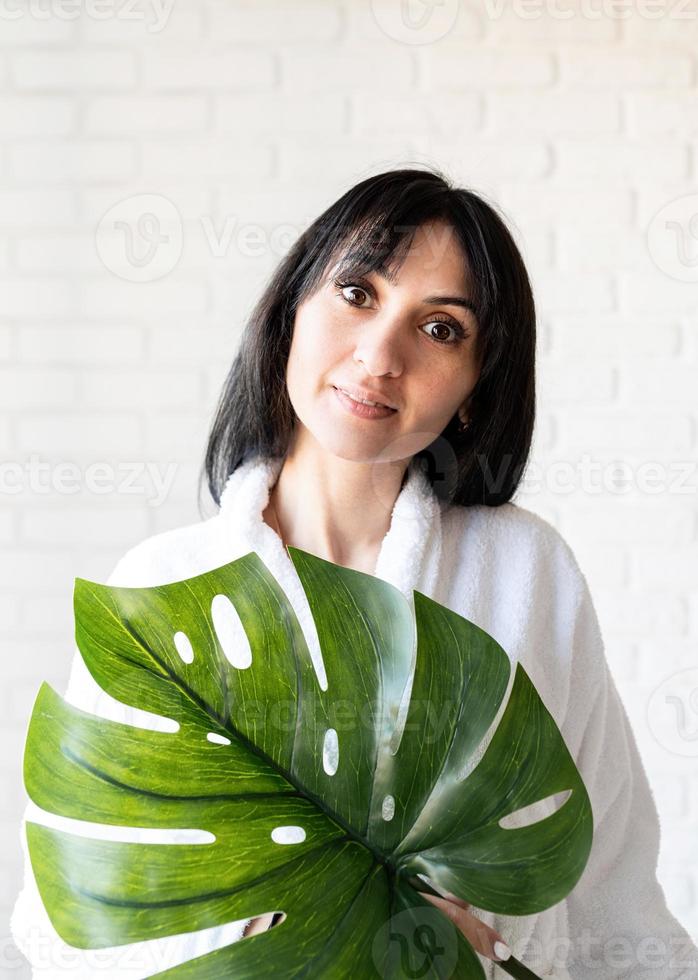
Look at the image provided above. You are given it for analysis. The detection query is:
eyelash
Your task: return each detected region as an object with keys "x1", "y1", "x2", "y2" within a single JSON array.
[{"x1": 332, "y1": 277, "x2": 468, "y2": 346}]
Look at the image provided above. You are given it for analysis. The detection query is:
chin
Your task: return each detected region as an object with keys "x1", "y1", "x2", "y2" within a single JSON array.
[
  {"x1": 290, "y1": 396, "x2": 416, "y2": 465},
  {"x1": 299, "y1": 420, "x2": 390, "y2": 464},
  {"x1": 322, "y1": 436, "x2": 389, "y2": 464}
]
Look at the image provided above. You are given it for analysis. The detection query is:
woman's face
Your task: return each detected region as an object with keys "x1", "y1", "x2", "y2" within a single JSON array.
[{"x1": 285, "y1": 219, "x2": 483, "y2": 465}]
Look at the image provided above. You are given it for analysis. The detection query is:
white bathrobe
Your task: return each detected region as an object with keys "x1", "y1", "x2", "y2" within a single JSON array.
[{"x1": 11, "y1": 454, "x2": 698, "y2": 979}]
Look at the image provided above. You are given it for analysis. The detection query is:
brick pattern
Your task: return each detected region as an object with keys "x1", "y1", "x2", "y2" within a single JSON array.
[{"x1": 1, "y1": 0, "x2": 697, "y2": 962}]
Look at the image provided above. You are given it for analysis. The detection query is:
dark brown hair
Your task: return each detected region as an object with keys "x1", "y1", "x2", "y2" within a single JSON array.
[{"x1": 200, "y1": 165, "x2": 536, "y2": 512}]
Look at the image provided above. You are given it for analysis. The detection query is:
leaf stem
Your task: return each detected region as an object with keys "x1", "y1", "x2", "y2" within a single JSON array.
[{"x1": 493, "y1": 958, "x2": 543, "y2": 979}]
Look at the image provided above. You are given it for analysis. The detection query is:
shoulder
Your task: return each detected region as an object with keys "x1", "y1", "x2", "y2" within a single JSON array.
[
  {"x1": 105, "y1": 512, "x2": 230, "y2": 588},
  {"x1": 441, "y1": 497, "x2": 588, "y2": 607},
  {"x1": 444, "y1": 497, "x2": 582, "y2": 568},
  {"x1": 107, "y1": 457, "x2": 269, "y2": 587},
  {"x1": 440, "y1": 499, "x2": 604, "y2": 722}
]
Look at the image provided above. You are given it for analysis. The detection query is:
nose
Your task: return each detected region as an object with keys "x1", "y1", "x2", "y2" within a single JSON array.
[{"x1": 352, "y1": 312, "x2": 405, "y2": 378}]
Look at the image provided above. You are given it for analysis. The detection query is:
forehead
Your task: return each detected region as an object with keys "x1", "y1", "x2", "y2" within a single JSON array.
[
  {"x1": 396, "y1": 222, "x2": 471, "y2": 287},
  {"x1": 330, "y1": 220, "x2": 471, "y2": 290}
]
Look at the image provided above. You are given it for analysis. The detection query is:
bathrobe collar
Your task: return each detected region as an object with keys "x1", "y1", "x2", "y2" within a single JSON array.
[{"x1": 217, "y1": 453, "x2": 443, "y2": 603}]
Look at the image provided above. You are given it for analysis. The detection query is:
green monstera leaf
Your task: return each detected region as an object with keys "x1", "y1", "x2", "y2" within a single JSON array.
[{"x1": 23, "y1": 547, "x2": 593, "y2": 979}]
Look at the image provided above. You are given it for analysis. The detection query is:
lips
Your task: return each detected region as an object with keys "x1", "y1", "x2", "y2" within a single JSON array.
[
  {"x1": 332, "y1": 386, "x2": 397, "y2": 420},
  {"x1": 332, "y1": 384, "x2": 397, "y2": 410}
]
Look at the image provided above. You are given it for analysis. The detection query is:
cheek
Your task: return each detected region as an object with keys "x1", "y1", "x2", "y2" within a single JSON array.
[
  {"x1": 410, "y1": 362, "x2": 474, "y2": 419},
  {"x1": 414, "y1": 367, "x2": 458, "y2": 402},
  {"x1": 290, "y1": 308, "x2": 345, "y2": 374},
  {"x1": 285, "y1": 334, "x2": 309, "y2": 403},
  {"x1": 286, "y1": 313, "x2": 333, "y2": 399}
]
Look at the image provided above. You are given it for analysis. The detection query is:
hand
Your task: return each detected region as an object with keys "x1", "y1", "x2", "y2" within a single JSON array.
[
  {"x1": 421, "y1": 890, "x2": 512, "y2": 964},
  {"x1": 241, "y1": 913, "x2": 276, "y2": 937},
  {"x1": 241, "y1": 891, "x2": 513, "y2": 965}
]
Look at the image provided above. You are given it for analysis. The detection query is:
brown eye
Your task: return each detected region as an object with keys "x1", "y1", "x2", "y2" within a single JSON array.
[
  {"x1": 335, "y1": 280, "x2": 371, "y2": 307},
  {"x1": 420, "y1": 317, "x2": 466, "y2": 345},
  {"x1": 425, "y1": 322, "x2": 455, "y2": 343}
]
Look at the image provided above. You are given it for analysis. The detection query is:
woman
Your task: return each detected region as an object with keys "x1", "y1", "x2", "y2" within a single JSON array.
[{"x1": 12, "y1": 167, "x2": 696, "y2": 978}]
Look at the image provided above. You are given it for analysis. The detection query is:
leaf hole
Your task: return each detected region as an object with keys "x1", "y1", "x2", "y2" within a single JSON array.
[
  {"x1": 211, "y1": 593, "x2": 252, "y2": 669},
  {"x1": 173, "y1": 630, "x2": 194, "y2": 664},
  {"x1": 28, "y1": 809, "x2": 214, "y2": 844},
  {"x1": 381, "y1": 794, "x2": 395, "y2": 821},
  {"x1": 242, "y1": 912, "x2": 286, "y2": 938},
  {"x1": 499, "y1": 789, "x2": 573, "y2": 830},
  {"x1": 322, "y1": 728, "x2": 338, "y2": 775},
  {"x1": 207, "y1": 732, "x2": 231, "y2": 746},
  {"x1": 271, "y1": 825, "x2": 306, "y2": 845}
]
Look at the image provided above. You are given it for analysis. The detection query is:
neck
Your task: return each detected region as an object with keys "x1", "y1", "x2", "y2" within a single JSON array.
[{"x1": 264, "y1": 427, "x2": 410, "y2": 574}]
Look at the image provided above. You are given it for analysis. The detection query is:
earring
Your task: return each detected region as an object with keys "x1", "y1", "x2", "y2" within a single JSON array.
[{"x1": 457, "y1": 412, "x2": 471, "y2": 432}]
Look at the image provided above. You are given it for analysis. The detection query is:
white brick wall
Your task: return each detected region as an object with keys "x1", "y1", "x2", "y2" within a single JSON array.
[{"x1": 1, "y1": 0, "x2": 697, "y2": 968}]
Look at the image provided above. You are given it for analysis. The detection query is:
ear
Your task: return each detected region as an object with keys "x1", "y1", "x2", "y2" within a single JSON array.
[{"x1": 457, "y1": 394, "x2": 473, "y2": 422}]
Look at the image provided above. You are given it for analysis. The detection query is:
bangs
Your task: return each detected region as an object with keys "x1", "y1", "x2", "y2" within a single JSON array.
[{"x1": 324, "y1": 213, "x2": 417, "y2": 283}]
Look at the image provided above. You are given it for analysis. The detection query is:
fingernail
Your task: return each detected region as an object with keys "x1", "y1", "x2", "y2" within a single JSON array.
[{"x1": 493, "y1": 941, "x2": 511, "y2": 961}]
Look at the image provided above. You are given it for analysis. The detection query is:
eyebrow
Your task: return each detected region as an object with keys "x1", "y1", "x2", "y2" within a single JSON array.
[
  {"x1": 334, "y1": 262, "x2": 477, "y2": 314},
  {"x1": 422, "y1": 293, "x2": 476, "y2": 313}
]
